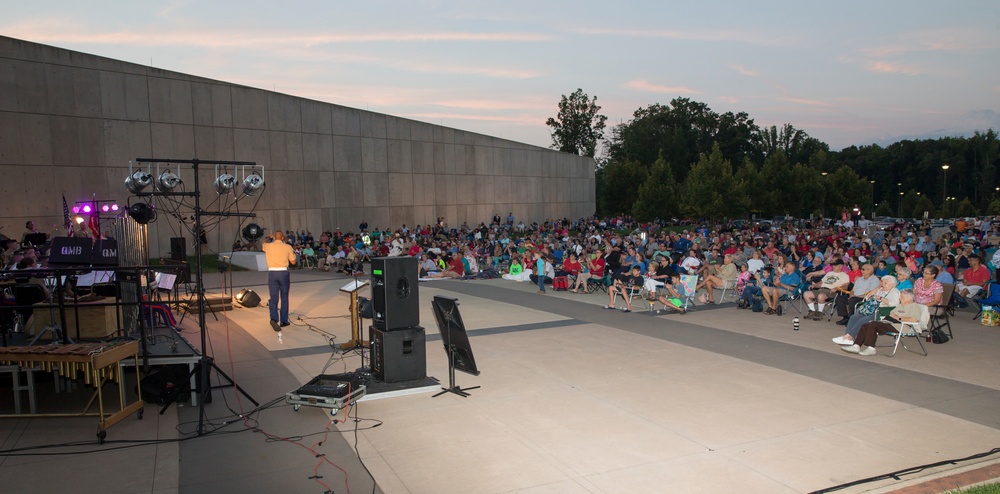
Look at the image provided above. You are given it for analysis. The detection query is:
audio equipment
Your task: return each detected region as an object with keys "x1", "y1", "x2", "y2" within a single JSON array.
[
  {"x1": 234, "y1": 288, "x2": 261, "y2": 308},
  {"x1": 371, "y1": 257, "x2": 419, "y2": 331},
  {"x1": 170, "y1": 237, "x2": 187, "y2": 261},
  {"x1": 369, "y1": 325, "x2": 426, "y2": 383}
]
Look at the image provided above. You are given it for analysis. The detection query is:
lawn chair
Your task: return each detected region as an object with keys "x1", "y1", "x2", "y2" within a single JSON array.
[
  {"x1": 930, "y1": 283, "x2": 957, "y2": 339},
  {"x1": 972, "y1": 283, "x2": 1000, "y2": 320},
  {"x1": 778, "y1": 281, "x2": 806, "y2": 314},
  {"x1": 878, "y1": 305, "x2": 928, "y2": 357},
  {"x1": 678, "y1": 275, "x2": 699, "y2": 311}
]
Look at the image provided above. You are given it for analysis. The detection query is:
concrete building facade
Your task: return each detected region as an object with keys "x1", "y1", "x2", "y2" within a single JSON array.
[{"x1": 0, "y1": 36, "x2": 595, "y2": 257}]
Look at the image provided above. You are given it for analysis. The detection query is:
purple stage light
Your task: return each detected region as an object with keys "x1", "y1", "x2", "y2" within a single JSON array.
[
  {"x1": 111, "y1": 204, "x2": 119, "y2": 211},
  {"x1": 101, "y1": 204, "x2": 110, "y2": 212},
  {"x1": 72, "y1": 206, "x2": 81, "y2": 214},
  {"x1": 82, "y1": 204, "x2": 92, "y2": 213}
]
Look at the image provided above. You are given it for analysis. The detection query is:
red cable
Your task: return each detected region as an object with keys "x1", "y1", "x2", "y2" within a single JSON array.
[{"x1": 216, "y1": 272, "x2": 351, "y2": 494}]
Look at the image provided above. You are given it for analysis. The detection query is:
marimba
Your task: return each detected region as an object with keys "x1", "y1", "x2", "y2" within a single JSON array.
[{"x1": 0, "y1": 340, "x2": 143, "y2": 443}]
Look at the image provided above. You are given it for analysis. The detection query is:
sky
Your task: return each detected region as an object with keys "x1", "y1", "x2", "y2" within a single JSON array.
[{"x1": 3, "y1": 1, "x2": 999, "y2": 152}]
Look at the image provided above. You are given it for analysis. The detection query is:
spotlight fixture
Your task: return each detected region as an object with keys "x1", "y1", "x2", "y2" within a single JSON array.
[
  {"x1": 111, "y1": 204, "x2": 119, "y2": 211},
  {"x1": 156, "y1": 170, "x2": 181, "y2": 191},
  {"x1": 75, "y1": 216, "x2": 85, "y2": 224},
  {"x1": 72, "y1": 206, "x2": 81, "y2": 214},
  {"x1": 214, "y1": 174, "x2": 236, "y2": 194},
  {"x1": 242, "y1": 223, "x2": 264, "y2": 242},
  {"x1": 101, "y1": 204, "x2": 110, "y2": 213},
  {"x1": 242, "y1": 174, "x2": 265, "y2": 196},
  {"x1": 125, "y1": 170, "x2": 153, "y2": 194},
  {"x1": 82, "y1": 204, "x2": 93, "y2": 214},
  {"x1": 126, "y1": 202, "x2": 156, "y2": 225}
]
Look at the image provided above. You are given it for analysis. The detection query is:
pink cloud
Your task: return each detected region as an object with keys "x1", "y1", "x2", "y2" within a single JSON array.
[
  {"x1": 866, "y1": 60, "x2": 925, "y2": 75},
  {"x1": 624, "y1": 80, "x2": 702, "y2": 95},
  {"x1": 775, "y1": 97, "x2": 832, "y2": 107},
  {"x1": 575, "y1": 27, "x2": 795, "y2": 47},
  {"x1": 731, "y1": 65, "x2": 758, "y2": 77}
]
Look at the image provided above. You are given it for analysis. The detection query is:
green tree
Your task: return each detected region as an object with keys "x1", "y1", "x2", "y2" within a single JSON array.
[
  {"x1": 679, "y1": 143, "x2": 739, "y2": 220},
  {"x1": 734, "y1": 160, "x2": 760, "y2": 218},
  {"x1": 596, "y1": 159, "x2": 647, "y2": 216},
  {"x1": 955, "y1": 197, "x2": 979, "y2": 217},
  {"x1": 786, "y1": 164, "x2": 825, "y2": 217},
  {"x1": 912, "y1": 195, "x2": 936, "y2": 219},
  {"x1": 632, "y1": 154, "x2": 678, "y2": 221},
  {"x1": 546, "y1": 88, "x2": 607, "y2": 158}
]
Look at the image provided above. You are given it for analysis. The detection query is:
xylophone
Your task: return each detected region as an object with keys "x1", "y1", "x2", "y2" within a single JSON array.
[{"x1": 0, "y1": 340, "x2": 143, "y2": 443}]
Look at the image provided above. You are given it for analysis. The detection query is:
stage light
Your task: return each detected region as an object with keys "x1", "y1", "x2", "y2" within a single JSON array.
[
  {"x1": 101, "y1": 204, "x2": 110, "y2": 213},
  {"x1": 214, "y1": 174, "x2": 236, "y2": 194},
  {"x1": 241, "y1": 174, "x2": 264, "y2": 196},
  {"x1": 111, "y1": 204, "x2": 119, "y2": 211},
  {"x1": 72, "y1": 206, "x2": 81, "y2": 214},
  {"x1": 75, "y1": 216, "x2": 85, "y2": 224},
  {"x1": 157, "y1": 171, "x2": 181, "y2": 191},
  {"x1": 242, "y1": 223, "x2": 264, "y2": 242},
  {"x1": 126, "y1": 171, "x2": 153, "y2": 194},
  {"x1": 82, "y1": 204, "x2": 92, "y2": 213},
  {"x1": 126, "y1": 203, "x2": 156, "y2": 225}
]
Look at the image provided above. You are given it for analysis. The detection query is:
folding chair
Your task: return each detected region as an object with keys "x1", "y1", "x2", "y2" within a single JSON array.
[
  {"x1": 587, "y1": 273, "x2": 611, "y2": 294},
  {"x1": 930, "y1": 283, "x2": 956, "y2": 339},
  {"x1": 876, "y1": 305, "x2": 927, "y2": 357},
  {"x1": 778, "y1": 284, "x2": 804, "y2": 314},
  {"x1": 679, "y1": 275, "x2": 700, "y2": 311},
  {"x1": 972, "y1": 283, "x2": 1000, "y2": 320},
  {"x1": 717, "y1": 280, "x2": 739, "y2": 304},
  {"x1": 611, "y1": 285, "x2": 642, "y2": 310}
]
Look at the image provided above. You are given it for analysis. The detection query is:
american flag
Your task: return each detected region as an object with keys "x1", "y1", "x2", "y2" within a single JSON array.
[{"x1": 61, "y1": 194, "x2": 71, "y2": 231}]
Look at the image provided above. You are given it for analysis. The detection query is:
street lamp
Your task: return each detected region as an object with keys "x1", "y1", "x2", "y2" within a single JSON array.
[
  {"x1": 870, "y1": 180, "x2": 876, "y2": 218},
  {"x1": 897, "y1": 182, "x2": 903, "y2": 217},
  {"x1": 942, "y1": 164, "x2": 950, "y2": 206}
]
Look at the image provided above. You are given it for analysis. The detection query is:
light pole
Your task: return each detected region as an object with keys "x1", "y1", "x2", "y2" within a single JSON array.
[
  {"x1": 870, "y1": 180, "x2": 876, "y2": 218},
  {"x1": 897, "y1": 182, "x2": 902, "y2": 217},
  {"x1": 942, "y1": 164, "x2": 950, "y2": 208}
]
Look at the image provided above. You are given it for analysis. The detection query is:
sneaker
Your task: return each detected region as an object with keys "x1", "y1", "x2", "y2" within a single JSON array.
[
  {"x1": 537, "y1": 290, "x2": 546, "y2": 294},
  {"x1": 858, "y1": 346, "x2": 877, "y2": 356},
  {"x1": 841, "y1": 344, "x2": 861, "y2": 354},
  {"x1": 811, "y1": 311, "x2": 825, "y2": 321},
  {"x1": 832, "y1": 336, "x2": 854, "y2": 345},
  {"x1": 804, "y1": 310, "x2": 817, "y2": 319}
]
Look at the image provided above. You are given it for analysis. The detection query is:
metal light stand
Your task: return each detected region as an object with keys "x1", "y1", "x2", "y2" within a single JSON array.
[{"x1": 135, "y1": 158, "x2": 260, "y2": 435}]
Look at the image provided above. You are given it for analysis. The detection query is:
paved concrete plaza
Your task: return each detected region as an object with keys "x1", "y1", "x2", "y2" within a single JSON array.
[{"x1": 2, "y1": 269, "x2": 999, "y2": 493}]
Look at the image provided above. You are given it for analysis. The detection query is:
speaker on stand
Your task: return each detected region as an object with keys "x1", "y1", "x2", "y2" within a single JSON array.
[
  {"x1": 170, "y1": 237, "x2": 187, "y2": 261},
  {"x1": 370, "y1": 257, "x2": 419, "y2": 331},
  {"x1": 369, "y1": 325, "x2": 426, "y2": 382}
]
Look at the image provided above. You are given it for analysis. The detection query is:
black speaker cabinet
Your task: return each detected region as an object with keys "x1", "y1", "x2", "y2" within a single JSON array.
[
  {"x1": 371, "y1": 257, "x2": 419, "y2": 331},
  {"x1": 170, "y1": 237, "x2": 187, "y2": 261},
  {"x1": 369, "y1": 326, "x2": 426, "y2": 383},
  {"x1": 235, "y1": 288, "x2": 261, "y2": 308}
]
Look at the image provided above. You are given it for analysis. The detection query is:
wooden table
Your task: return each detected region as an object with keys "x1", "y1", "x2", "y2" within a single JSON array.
[{"x1": 0, "y1": 341, "x2": 143, "y2": 443}]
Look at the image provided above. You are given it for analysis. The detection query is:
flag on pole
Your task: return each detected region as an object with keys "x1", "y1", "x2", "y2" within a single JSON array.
[
  {"x1": 62, "y1": 194, "x2": 71, "y2": 231},
  {"x1": 88, "y1": 206, "x2": 101, "y2": 239}
]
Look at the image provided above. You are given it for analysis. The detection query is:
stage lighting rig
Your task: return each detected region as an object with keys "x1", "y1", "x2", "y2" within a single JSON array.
[
  {"x1": 126, "y1": 202, "x2": 156, "y2": 225},
  {"x1": 242, "y1": 173, "x2": 264, "y2": 196},
  {"x1": 157, "y1": 170, "x2": 181, "y2": 191},
  {"x1": 214, "y1": 173, "x2": 236, "y2": 194}
]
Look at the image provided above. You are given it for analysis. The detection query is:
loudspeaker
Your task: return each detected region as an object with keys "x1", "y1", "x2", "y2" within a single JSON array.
[
  {"x1": 235, "y1": 288, "x2": 261, "y2": 308},
  {"x1": 369, "y1": 325, "x2": 426, "y2": 383},
  {"x1": 371, "y1": 257, "x2": 419, "y2": 331},
  {"x1": 170, "y1": 237, "x2": 187, "y2": 261}
]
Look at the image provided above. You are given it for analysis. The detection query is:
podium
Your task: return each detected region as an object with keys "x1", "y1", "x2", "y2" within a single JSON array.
[{"x1": 338, "y1": 279, "x2": 369, "y2": 351}]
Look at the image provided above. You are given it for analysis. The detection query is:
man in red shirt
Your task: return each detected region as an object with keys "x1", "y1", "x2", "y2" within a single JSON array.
[
  {"x1": 957, "y1": 255, "x2": 990, "y2": 298},
  {"x1": 427, "y1": 252, "x2": 464, "y2": 279}
]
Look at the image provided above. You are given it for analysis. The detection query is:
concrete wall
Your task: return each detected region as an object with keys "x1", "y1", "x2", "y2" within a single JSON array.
[{"x1": 0, "y1": 36, "x2": 595, "y2": 257}]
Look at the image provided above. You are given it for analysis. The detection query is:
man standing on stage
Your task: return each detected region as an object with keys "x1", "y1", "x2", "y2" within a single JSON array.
[{"x1": 263, "y1": 230, "x2": 296, "y2": 331}]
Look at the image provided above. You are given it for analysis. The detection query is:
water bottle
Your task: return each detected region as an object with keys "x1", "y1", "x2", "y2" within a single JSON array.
[{"x1": 792, "y1": 317, "x2": 800, "y2": 331}]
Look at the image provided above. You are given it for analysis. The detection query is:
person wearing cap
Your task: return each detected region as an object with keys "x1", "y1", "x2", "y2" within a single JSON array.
[
  {"x1": 263, "y1": 231, "x2": 296, "y2": 331},
  {"x1": 803, "y1": 259, "x2": 849, "y2": 321}
]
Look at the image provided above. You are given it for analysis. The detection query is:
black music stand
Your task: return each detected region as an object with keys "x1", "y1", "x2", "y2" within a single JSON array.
[{"x1": 430, "y1": 296, "x2": 480, "y2": 397}]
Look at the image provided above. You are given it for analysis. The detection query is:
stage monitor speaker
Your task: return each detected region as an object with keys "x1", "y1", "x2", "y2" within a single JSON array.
[
  {"x1": 371, "y1": 257, "x2": 419, "y2": 331},
  {"x1": 170, "y1": 237, "x2": 187, "y2": 261},
  {"x1": 369, "y1": 325, "x2": 426, "y2": 383},
  {"x1": 235, "y1": 288, "x2": 261, "y2": 308}
]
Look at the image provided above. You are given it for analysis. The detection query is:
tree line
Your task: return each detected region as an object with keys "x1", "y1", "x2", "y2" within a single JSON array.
[{"x1": 546, "y1": 90, "x2": 1000, "y2": 221}]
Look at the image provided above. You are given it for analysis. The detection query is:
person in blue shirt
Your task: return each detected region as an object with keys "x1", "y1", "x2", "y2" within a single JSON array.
[
  {"x1": 931, "y1": 260, "x2": 954, "y2": 284},
  {"x1": 535, "y1": 251, "x2": 547, "y2": 294}
]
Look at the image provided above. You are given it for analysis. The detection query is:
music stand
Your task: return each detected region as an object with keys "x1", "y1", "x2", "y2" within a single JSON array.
[
  {"x1": 23, "y1": 233, "x2": 47, "y2": 248},
  {"x1": 338, "y1": 279, "x2": 370, "y2": 353},
  {"x1": 431, "y1": 295, "x2": 480, "y2": 397}
]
